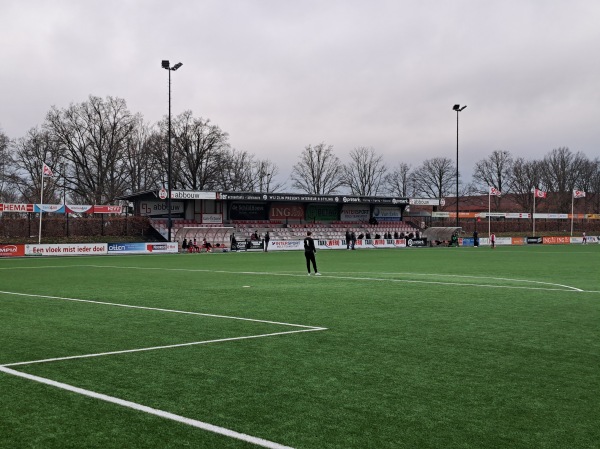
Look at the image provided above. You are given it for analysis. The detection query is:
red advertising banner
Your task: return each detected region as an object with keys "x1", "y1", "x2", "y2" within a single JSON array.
[
  {"x1": 93, "y1": 205, "x2": 122, "y2": 214},
  {"x1": 542, "y1": 236, "x2": 571, "y2": 245},
  {"x1": 0, "y1": 244, "x2": 26, "y2": 257},
  {"x1": 0, "y1": 203, "x2": 34, "y2": 212}
]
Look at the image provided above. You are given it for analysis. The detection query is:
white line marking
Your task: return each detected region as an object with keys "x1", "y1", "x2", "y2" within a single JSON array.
[
  {"x1": 2, "y1": 328, "x2": 323, "y2": 368},
  {"x1": 0, "y1": 290, "x2": 324, "y2": 329},
  {"x1": 3, "y1": 264, "x2": 592, "y2": 292},
  {"x1": 324, "y1": 271, "x2": 585, "y2": 292},
  {"x1": 0, "y1": 366, "x2": 295, "y2": 449}
]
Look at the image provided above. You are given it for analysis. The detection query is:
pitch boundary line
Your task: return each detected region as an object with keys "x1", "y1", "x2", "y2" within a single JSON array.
[
  {"x1": 0, "y1": 366, "x2": 295, "y2": 449},
  {"x1": 0, "y1": 290, "x2": 324, "y2": 448}
]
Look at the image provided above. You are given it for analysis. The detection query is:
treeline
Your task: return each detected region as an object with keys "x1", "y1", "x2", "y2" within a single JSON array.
[{"x1": 0, "y1": 95, "x2": 598, "y2": 213}]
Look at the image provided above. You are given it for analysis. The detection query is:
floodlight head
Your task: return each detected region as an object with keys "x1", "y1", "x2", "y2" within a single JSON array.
[
  {"x1": 162, "y1": 60, "x2": 170, "y2": 69},
  {"x1": 172, "y1": 62, "x2": 183, "y2": 70},
  {"x1": 453, "y1": 104, "x2": 460, "y2": 111}
]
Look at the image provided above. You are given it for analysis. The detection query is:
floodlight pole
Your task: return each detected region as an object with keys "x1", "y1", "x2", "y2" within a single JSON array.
[
  {"x1": 162, "y1": 60, "x2": 182, "y2": 242},
  {"x1": 453, "y1": 104, "x2": 466, "y2": 228}
]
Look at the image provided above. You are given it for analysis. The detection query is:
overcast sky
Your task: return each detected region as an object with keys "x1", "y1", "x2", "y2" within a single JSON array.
[{"x1": 2, "y1": 0, "x2": 599, "y2": 188}]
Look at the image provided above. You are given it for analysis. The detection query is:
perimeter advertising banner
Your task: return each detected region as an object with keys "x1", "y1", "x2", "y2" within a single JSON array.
[
  {"x1": 542, "y1": 236, "x2": 570, "y2": 245},
  {"x1": 25, "y1": 243, "x2": 108, "y2": 256},
  {"x1": 0, "y1": 244, "x2": 26, "y2": 257},
  {"x1": 107, "y1": 242, "x2": 178, "y2": 254}
]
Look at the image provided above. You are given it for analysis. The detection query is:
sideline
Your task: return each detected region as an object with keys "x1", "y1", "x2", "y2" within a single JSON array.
[
  {"x1": 0, "y1": 366, "x2": 295, "y2": 449},
  {"x1": 0, "y1": 290, "x2": 324, "y2": 448}
]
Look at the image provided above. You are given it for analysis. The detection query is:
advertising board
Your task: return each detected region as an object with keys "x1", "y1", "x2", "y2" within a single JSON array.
[
  {"x1": 0, "y1": 244, "x2": 25, "y2": 257},
  {"x1": 340, "y1": 205, "x2": 370, "y2": 222},
  {"x1": 269, "y1": 204, "x2": 305, "y2": 220},
  {"x1": 140, "y1": 201, "x2": 185, "y2": 216},
  {"x1": 202, "y1": 213, "x2": 223, "y2": 224},
  {"x1": 372, "y1": 207, "x2": 401, "y2": 222},
  {"x1": 25, "y1": 243, "x2": 108, "y2": 256},
  {"x1": 107, "y1": 242, "x2": 178, "y2": 254},
  {"x1": 542, "y1": 236, "x2": 570, "y2": 245}
]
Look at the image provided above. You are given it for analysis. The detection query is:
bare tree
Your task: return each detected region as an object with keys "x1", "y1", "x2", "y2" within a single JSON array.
[
  {"x1": 10, "y1": 127, "x2": 64, "y2": 203},
  {"x1": 122, "y1": 116, "x2": 163, "y2": 195},
  {"x1": 509, "y1": 157, "x2": 544, "y2": 213},
  {"x1": 291, "y1": 143, "x2": 344, "y2": 194},
  {"x1": 411, "y1": 157, "x2": 455, "y2": 199},
  {"x1": 579, "y1": 158, "x2": 600, "y2": 212},
  {"x1": 385, "y1": 162, "x2": 412, "y2": 197},
  {"x1": 253, "y1": 159, "x2": 283, "y2": 193},
  {"x1": 472, "y1": 150, "x2": 513, "y2": 209},
  {"x1": 540, "y1": 147, "x2": 588, "y2": 212},
  {"x1": 45, "y1": 95, "x2": 135, "y2": 204},
  {"x1": 0, "y1": 128, "x2": 18, "y2": 202},
  {"x1": 214, "y1": 148, "x2": 255, "y2": 191},
  {"x1": 166, "y1": 111, "x2": 229, "y2": 190},
  {"x1": 342, "y1": 147, "x2": 387, "y2": 196}
]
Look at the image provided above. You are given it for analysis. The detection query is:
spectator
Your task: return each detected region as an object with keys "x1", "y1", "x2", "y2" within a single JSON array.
[
  {"x1": 182, "y1": 238, "x2": 188, "y2": 251},
  {"x1": 346, "y1": 229, "x2": 351, "y2": 249},
  {"x1": 351, "y1": 231, "x2": 356, "y2": 250},
  {"x1": 366, "y1": 231, "x2": 371, "y2": 239},
  {"x1": 264, "y1": 231, "x2": 270, "y2": 252},
  {"x1": 394, "y1": 231, "x2": 399, "y2": 239}
]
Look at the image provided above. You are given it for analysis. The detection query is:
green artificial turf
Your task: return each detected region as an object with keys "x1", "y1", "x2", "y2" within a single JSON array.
[{"x1": 1, "y1": 245, "x2": 599, "y2": 448}]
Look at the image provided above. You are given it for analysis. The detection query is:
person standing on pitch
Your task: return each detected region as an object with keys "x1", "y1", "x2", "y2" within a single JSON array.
[
  {"x1": 304, "y1": 231, "x2": 320, "y2": 275},
  {"x1": 490, "y1": 232, "x2": 496, "y2": 249}
]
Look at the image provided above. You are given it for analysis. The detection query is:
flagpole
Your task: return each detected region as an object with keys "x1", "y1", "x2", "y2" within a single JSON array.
[
  {"x1": 532, "y1": 190, "x2": 536, "y2": 237},
  {"x1": 38, "y1": 164, "x2": 45, "y2": 244},
  {"x1": 570, "y1": 191, "x2": 574, "y2": 236},
  {"x1": 488, "y1": 189, "x2": 491, "y2": 237}
]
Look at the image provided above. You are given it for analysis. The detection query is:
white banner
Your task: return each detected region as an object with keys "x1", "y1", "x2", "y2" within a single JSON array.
[
  {"x1": 202, "y1": 213, "x2": 223, "y2": 224},
  {"x1": 26, "y1": 243, "x2": 108, "y2": 256},
  {"x1": 268, "y1": 240, "x2": 305, "y2": 251},
  {"x1": 140, "y1": 201, "x2": 185, "y2": 216},
  {"x1": 409, "y1": 198, "x2": 441, "y2": 206},
  {"x1": 172, "y1": 190, "x2": 217, "y2": 200}
]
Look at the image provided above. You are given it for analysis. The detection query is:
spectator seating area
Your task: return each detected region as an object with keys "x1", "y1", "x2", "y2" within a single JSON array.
[{"x1": 151, "y1": 218, "x2": 421, "y2": 246}]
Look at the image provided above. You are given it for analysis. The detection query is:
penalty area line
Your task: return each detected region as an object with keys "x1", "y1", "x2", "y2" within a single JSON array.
[
  {"x1": 0, "y1": 366, "x2": 296, "y2": 449},
  {"x1": 1, "y1": 328, "x2": 325, "y2": 368}
]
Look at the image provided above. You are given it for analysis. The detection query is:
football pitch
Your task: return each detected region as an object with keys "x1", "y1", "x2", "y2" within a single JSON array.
[{"x1": 1, "y1": 245, "x2": 599, "y2": 449}]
